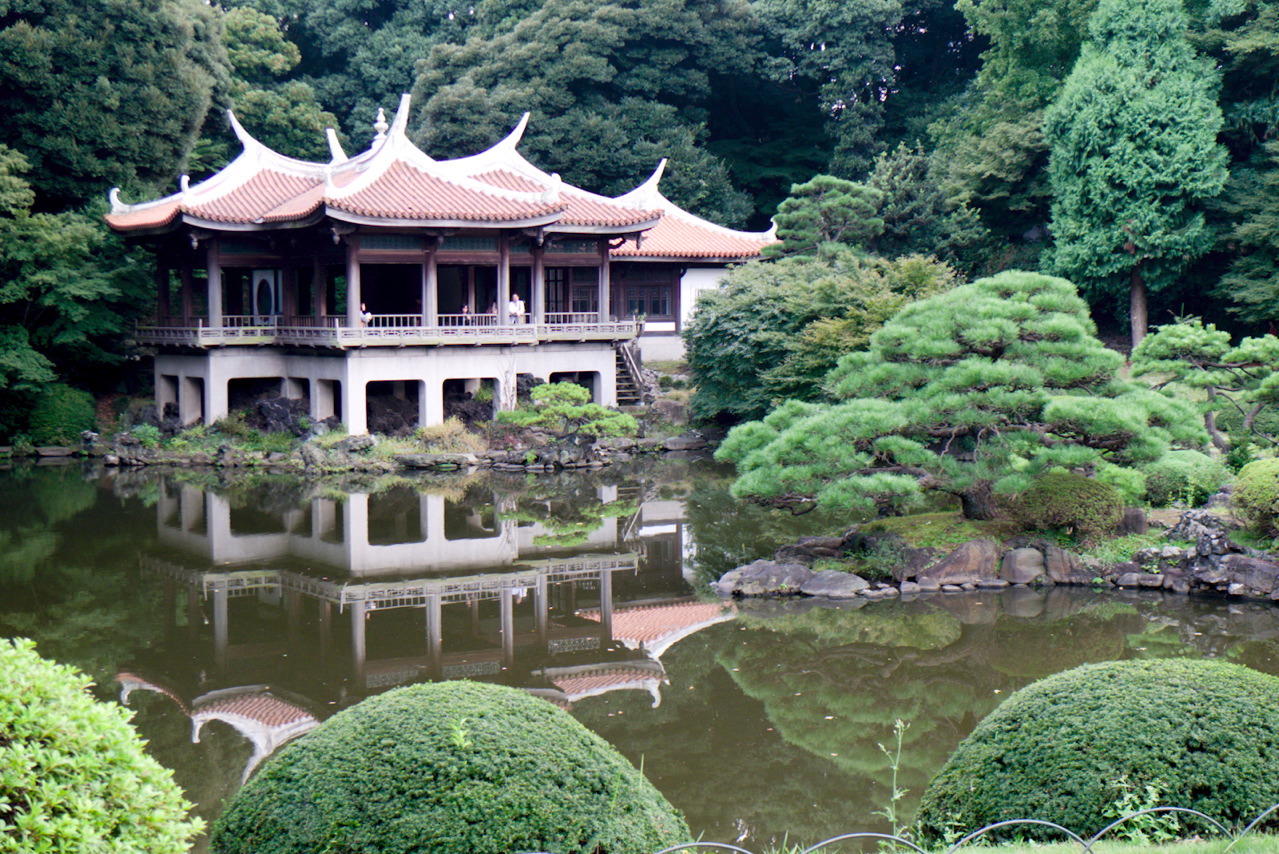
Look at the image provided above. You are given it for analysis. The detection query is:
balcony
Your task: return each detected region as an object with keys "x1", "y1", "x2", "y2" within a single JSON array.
[{"x1": 135, "y1": 313, "x2": 639, "y2": 348}]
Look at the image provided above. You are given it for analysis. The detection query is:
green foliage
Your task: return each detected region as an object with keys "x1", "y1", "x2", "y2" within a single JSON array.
[
  {"x1": 1232, "y1": 457, "x2": 1279, "y2": 536},
  {"x1": 26, "y1": 384, "x2": 94, "y2": 445},
  {"x1": 1044, "y1": 0, "x2": 1228, "y2": 344},
  {"x1": 1094, "y1": 460, "x2": 1147, "y2": 505},
  {"x1": 0, "y1": 637, "x2": 205, "y2": 853},
  {"x1": 684, "y1": 251, "x2": 955, "y2": 421},
  {"x1": 1132, "y1": 317, "x2": 1279, "y2": 453},
  {"x1": 1141, "y1": 450, "x2": 1230, "y2": 507},
  {"x1": 414, "y1": 417, "x2": 487, "y2": 454},
  {"x1": 1010, "y1": 471, "x2": 1123, "y2": 544},
  {"x1": 916, "y1": 659, "x2": 1279, "y2": 841},
  {"x1": 209, "y1": 681, "x2": 690, "y2": 854},
  {"x1": 412, "y1": 0, "x2": 757, "y2": 225},
  {"x1": 496, "y1": 382, "x2": 638, "y2": 439},
  {"x1": 0, "y1": 0, "x2": 228, "y2": 210},
  {"x1": 718, "y1": 271, "x2": 1206, "y2": 519},
  {"x1": 131, "y1": 424, "x2": 162, "y2": 450},
  {"x1": 764, "y1": 175, "x2": 884, "y2": 258},
  {"x1": 1213, "y1": 139, "x2": 1279, "y2": 322}
]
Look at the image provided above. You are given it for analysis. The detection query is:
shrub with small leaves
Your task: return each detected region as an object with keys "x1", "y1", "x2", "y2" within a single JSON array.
[
  {"x1": 496, "y1": 382, "x2": 638, "y2": 439},
  {"x1": 211, "y1": 681, "x2": 689, "y2": 854},
  {"x1": 0, "y1": 638, "x2": 205, "y2": 853},
  {"x1": 917, "y1": 659, "x2": 1279, "y2": 842},
  {"x1": 1010, "y1": 471, "x2": 1123, "y2": 544},
  {"x1": 1141, "y1": 450, "x2": 1229, "y2": 507},
  {"x1": 26, "y1": 384, "x2": 94, "y2": 445},
  {"x1": 130, "y1": 423, "x2": 161, "y2": 449},
  {"x1": 1233, "y1": 458, "x2": 1279, "y2": 536}
]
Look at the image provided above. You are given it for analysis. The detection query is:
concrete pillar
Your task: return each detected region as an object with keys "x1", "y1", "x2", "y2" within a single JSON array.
[
  {"x1": 345, "y1": 239, "x2": 361, "y2": 329},
  {"x1": 496, "y1": 364, "x2": 517, "y2": 413},
  {"x1": 497, "y1": 235, "x2": 510, "y2": 325},
  {"x1": 532, "y1": 246, "x2": 545, "y2": 324},
  {"x1": 283, "y1": 377, "x2": 306, "y2": 399},
  {"x1": 204, "y1": 362, "x2": 229, "y2": 424},
  {"x1": 342, "y1": 376, "x2": 367, "y2": 435},
  {"x1": 312, "y1": 379, "x2": 337, "y2": 421},
  {"x1": 179, "y1": 376, "x2": 203, "y2": 426},
  {"x1": 597, "y1": 241, "x2": 611, "y2": 321},
  {"x1": 534, "y1": 574, "x2": 549, "y2": 651},
  {"x1": 158, "y1": 374, "x2": 178, "y2": 412},
  {"x1": 419, "y1": 379, "x2": 443, "y2": 428},
  {"x1": 318, "y1": 600, "x2": 332, "y2": 662},
  {"x1": 423, "y1": 251, "x2": 438, "y2": 327},
  {"x1": 207, "y1": 241, "x2": 223, "y2": 328}
]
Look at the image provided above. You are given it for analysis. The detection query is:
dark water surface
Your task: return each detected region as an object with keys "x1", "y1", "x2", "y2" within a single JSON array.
[{"x1": 4, "y1": 461, "x2": 1279, "y2": 851}]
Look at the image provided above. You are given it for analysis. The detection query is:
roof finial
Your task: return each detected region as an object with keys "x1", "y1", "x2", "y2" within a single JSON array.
[
  {"x1": 326, "y1": 128, "x2": 348, "y2": 163},
  {"x1": 542, "y1": 172, "x2": 562, "y2": 204},
  {"x1": 373, "y1": 108, "x2": 389, "y2": 143}
]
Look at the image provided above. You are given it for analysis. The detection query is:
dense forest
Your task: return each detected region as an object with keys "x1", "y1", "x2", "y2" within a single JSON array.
[{"x1": 1, "y1": 0, "x2": 1278, "y2": 437}]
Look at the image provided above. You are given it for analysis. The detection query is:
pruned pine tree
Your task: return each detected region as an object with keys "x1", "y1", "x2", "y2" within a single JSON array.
[
  {"x1": 1132, "y1": 317, "x2": 1279, "y2": 452},
  {"x1": 717, "y1": 271, "x2": 1204, "y2": 519},
  {"x1": 762, "y1": 176, "x2": 884, "y2": 259},
  {"x1": 1044, "y1": 0, "x2": 1227, "y2": 350}
]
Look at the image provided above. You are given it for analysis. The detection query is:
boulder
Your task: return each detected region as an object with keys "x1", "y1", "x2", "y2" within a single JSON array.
[
  {"x1": 649, "y1": 399, "x2": 689, "y2": 427},
  {"x1": 662, "y1": 435, "x2": 707, "y2": 452},
  {"x1": 716, "y1": 560, "x2": 813, "y2": 597},
  {"x1": 919, "y1": 539, "x2": 1001, "y2": 586},
  {"x1": 333, "y1": 434, "x2": 376, "y2": 454},
  {"x1": 800, "y1": 570, "x2": 870, "y2": 599},
  {"x1": 1000, "y1": 548, "x2": 1046, "y2": 585},
  {"x1": 1116, "y1": 507, "x2": 1148, "y2": 535},
  {"x1": 1218, "y1": 554, "x2": 1279, "y2": 597},
  {"x1": 1044, "y1": 546, "x2": 1092, "y2": 584}
]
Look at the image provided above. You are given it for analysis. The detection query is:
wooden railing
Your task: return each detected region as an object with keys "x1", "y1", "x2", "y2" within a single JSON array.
[{"x1": 135, "y1": 314, "x2": 637, "y2": 348}]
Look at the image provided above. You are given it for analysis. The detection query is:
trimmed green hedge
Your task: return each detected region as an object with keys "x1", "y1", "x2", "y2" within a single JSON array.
[
  {"x1": 210, "y1": 681, "x2": 690, "y2": 854},
  {"x1": 0, "y1": 638, "x2": 204, "y2": 853},
  {"x1": 1142, "y1": 450, "x2": 1229, "y2": 507},
  {"x1": 916, "y1": 659, "x2": 1279, "y2": 842},
  {"x1": 1233, "y1": 458, "x2": 1279, "y2": 536},
  {"x1": 1011, "y1": 471, "x2": 1122, "y2": 544}
]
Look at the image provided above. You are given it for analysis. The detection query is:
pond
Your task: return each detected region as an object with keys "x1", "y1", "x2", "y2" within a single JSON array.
[{"x1": 4, "y1": 460, "x2": 1279, "y2": 852}]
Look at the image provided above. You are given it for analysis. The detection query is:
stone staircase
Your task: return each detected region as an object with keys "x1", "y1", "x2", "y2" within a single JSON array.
[{"x1": 614, "y1": 344, "x2": 644, "y2": 407}]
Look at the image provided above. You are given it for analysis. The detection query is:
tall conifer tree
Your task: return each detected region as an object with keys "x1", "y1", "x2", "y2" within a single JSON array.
[{"x1": 1044, "y1": 0, "x2": 1227, "y2": 349}]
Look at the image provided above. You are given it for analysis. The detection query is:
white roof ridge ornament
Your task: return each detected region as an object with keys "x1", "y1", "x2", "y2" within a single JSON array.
[
  {"x1": 541, "y1": 172, "x2": 562, "y2": 204},
  {"x1": 326, "y1": 128, "x2": 347, "y2": 163},
  {"x1": 372, "y1": 108, "x2": 389, "y2": 144},
  {"x1": 497, "y1": 113, "x2": 531, "y2": 151}
]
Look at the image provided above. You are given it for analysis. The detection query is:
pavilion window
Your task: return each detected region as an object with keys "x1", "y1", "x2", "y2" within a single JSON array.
[
  {"x1": 626, "y1": 285, "x2": 670, "y2": 319},
  {"x1": 545, "y1": 268, "x2": 569, "y2": 312},
  {"x1": 570, "y1": 267, "x2": 599, "y2": 313}
]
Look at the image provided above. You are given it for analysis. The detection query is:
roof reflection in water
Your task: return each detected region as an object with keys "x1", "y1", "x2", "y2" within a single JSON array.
[{"x1": 118, "y1": 473, "x2": 732, "y2": 784}]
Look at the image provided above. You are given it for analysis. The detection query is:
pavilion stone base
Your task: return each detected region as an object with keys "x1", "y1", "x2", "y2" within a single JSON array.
[{"x1": 154, "y1": 342, "x2": 620, "y2": 435}]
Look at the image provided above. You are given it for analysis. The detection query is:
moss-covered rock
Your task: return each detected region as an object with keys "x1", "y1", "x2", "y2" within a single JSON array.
[
  {"x1": 0, "y1": 638, "x2": 204, "y2": 853},
  {"x1": 916, "y1": 659, "x2": 1279, "y2": 841},
  {"x1": 210, "y1": 681, "x2": 690, "y2": 854}
]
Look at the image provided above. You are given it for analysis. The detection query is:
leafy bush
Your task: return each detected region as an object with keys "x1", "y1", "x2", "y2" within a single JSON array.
[
  {"x1": 210, "y1": 681, "x2": 690, "y2": 854},
  {"x1": 26, "y1": 384, "x2": 94, "y2": 445},
  {"x1": 0, "y1": 638, "x2": 205, "y2": 852},
  {"x1": 1233, "y1": 458, "x2": 1279, "y2": 536},
  {"x1": 1094, "y1": 461, "x2": 1147, "y2": 505},
  {"x1": 916, "y1": 659, "x2": 1279, "y2": 842},
  {"x1": 496, "y1": 382, "x2": 638, "y2": 439},
  {"x1": 130, "y1": 423, "x2": 161, "y2": 449},
  {"x1": 1142, "y1": 450, "x2": 1229, "y2": 507},
  {"x1": 1010, "y1": 471, "x2": 1123, "y2": 544}
]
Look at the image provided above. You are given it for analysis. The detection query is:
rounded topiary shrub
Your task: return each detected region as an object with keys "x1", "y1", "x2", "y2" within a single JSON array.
[
  {"x1": 1233, "y1": 458, "x2": 1279, "y2": 536},
  {"x1": 1010, "y1": 471, "x2": 1122, "y2": 543},
  {"x1": 0, "y1": 638, "x2": 204, "y2": 853},
  {"x1": 210, "y1": 681, "x2": 690, "y2": 854},
  {"x1": 1142, "y1": 449, "x2": 1229, "y2": 507},
  {"x1": 916, "y1": 659, "x2": 1279, "y2": 842},
  {"x1": 26, "y1": 383, "x2": 95, "y2": 445}
]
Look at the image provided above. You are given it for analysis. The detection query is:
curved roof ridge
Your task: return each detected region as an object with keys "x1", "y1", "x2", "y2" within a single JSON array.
[{"x1": 616, "y1": 165, "x2": 775, "y2": 241}]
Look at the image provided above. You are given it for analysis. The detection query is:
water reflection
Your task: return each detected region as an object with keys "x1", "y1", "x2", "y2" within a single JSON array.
[{"x1": 6, "y1": 464, "x2": 1279, "y2": 852}]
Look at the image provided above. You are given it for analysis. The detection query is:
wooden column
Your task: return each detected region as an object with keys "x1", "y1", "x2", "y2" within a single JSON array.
[
  {"x1": 532, "y1": 245, "x2": 546, "y2": 324},
  {"x1": 345, "y1": 237, "x2": 361, "y2": 328},
  {"x1": 180, "y1": 260, "x2": 194, "y2": 319},
  {"x1": 497, "y1": 234, "x2": 510, "y2": 325},
  {"x1": 312, "y1": 256, "x2": 326, "y2": 317},
  {"x1": 423, "y1": 248, "x2": 438, "y2": 327},
  {"x1": 597, "y1": 240, "x2": 611, "y2": 321},
  {"x1": 155, "y1": 261, "x2": 170, "y2": 319},
  {"x1": 282, "y1": 265, "x2": 298, "y2": 318},
  {"x1": 206, "y1": 241, "x2": 223, "y2": 327}
]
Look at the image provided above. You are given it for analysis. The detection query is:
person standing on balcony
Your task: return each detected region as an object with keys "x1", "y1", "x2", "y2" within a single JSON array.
[
  {"x1": 507, "y1": 295, "x2": 523, "y2": 324},
  {"x1": 360, "y1": 303, "x2": 372, "y2": 326}
]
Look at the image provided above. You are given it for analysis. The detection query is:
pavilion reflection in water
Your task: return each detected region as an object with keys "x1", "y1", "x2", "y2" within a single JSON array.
[{"x1": 119, "y1": 477, "x2": 733, "y2": 783}]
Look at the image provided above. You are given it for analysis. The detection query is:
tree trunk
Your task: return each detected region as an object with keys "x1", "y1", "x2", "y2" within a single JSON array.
[
  {"x1": 959, "y1": 482, "x2": 998, "y2": 520},
  {"x1": 1130, "y1": 266, "x2": 1148, "y2": 352}
]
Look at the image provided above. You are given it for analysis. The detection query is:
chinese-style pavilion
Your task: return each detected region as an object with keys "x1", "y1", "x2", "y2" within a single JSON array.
[{"x1": 107, "y1": 94, "x2": 773, "y2": 433}]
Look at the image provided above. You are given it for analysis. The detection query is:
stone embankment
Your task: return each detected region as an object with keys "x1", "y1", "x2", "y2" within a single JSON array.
[
  {"x1": 61, "y1": 430, "x2": 712, "y2": 474},
  {"x1": 714, "y1": 509, "x2": 1279, "y2": 605}
]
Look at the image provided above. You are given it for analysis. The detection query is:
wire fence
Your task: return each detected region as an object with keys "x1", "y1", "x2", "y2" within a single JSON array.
[{"x1": 521, "y1": 804, "x2": 1279, "y2": 854}]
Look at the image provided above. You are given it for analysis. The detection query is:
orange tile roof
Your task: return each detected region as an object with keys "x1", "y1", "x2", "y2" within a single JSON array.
[
  {"x1": 579, "y1": 600, "x2": 736, "y2": 647},
  {"x1": 185, "y1": 170, "x2": 320, "y2": 224},
  {"x1": 611, "y1": 210, "x2": 774, "y2": 260},
  {"x1": 474, "y1": 169, "x2": 545, "y2": 193},
  {"x1": 332, "y1": 160, "x2": 565, "y2": 222},
  {"x1": 560, "y1": 190, "x2": 657, "y2": 228},
  {"x1": 551, "y1": 665, "x2": 664, "y2": 697},
  {"x1": 105, "y1": 199, "x2": 181, "y2": 230},
  {"x1": 195, "y1": 693, "x2": 316, "y2": 728}
]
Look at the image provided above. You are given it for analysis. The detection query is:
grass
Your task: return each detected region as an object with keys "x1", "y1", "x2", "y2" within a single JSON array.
[
  {"x1": 1079, "y1": 532, "x2": 1194, "y2": 565},
  {"x1": 861, "y1": 512, "x2": 1013, "y2": 549}
]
